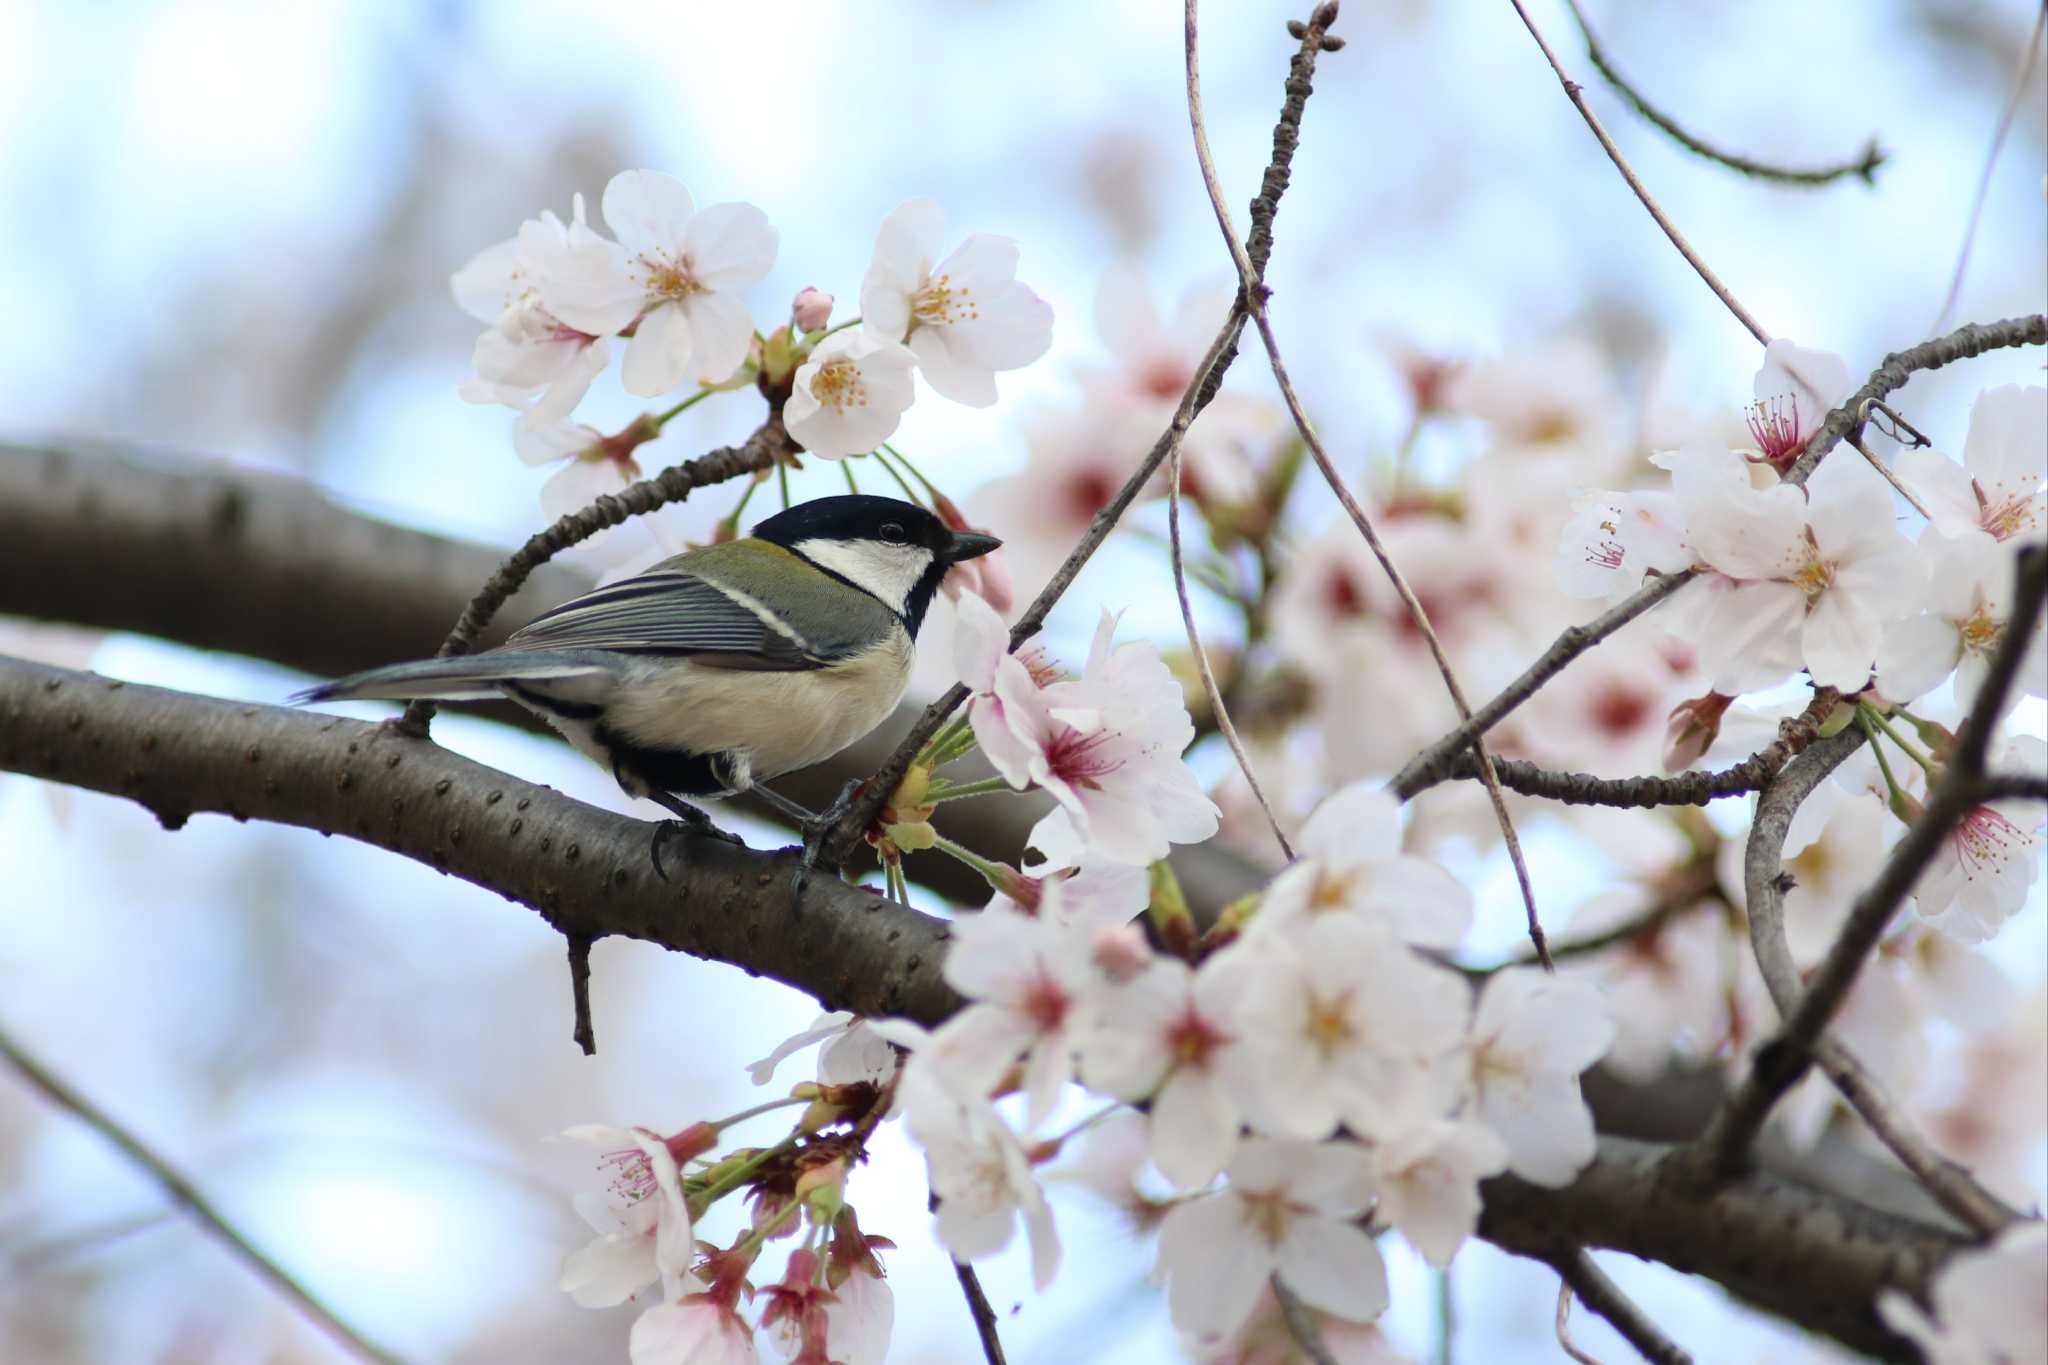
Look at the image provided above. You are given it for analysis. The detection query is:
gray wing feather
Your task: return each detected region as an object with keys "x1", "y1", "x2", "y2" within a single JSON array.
[{"x1": 504, "y1": 571, "x2": 828, "y2": 670}]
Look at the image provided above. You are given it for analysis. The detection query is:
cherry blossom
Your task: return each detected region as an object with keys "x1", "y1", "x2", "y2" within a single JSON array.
[
  {"x1": 1670, "y1": 452, "x2": 1921, "y2": 691},
  {"x1": 452, "y1": 216, "x2": 610, "y2": 434},
  {"x1": 1370, "y1": 1116, "x2": 1509, "y2": 1267},
  {"x1": 783, "y1": 329, "x2": 918, "y2": 459},
  {"x1": 1878, "y1": 530, "x2": 2040, "y2": 707},
  {"x1": 746, "y1": 1012, "x2": 895, "y2": 1088},
  {"x1": 1898, "y1": 384, "x2": 2047, "y2": 546},
  {"x1": 970, "y1": 609, "x2": 1219, "y2": 867},
  {"x1": 1077, "y1": 952, "x2": 1259, "y2": 1188},
  {"x1": 1247, "y1": 783, "x2": 1472, "y2": 950},
  {"x1": 1466, "y1": 968, "x2": 1613, "y2": 1186},
  {"x1": 860, "y1": 197, "x2": 1052, "y2": 406},
  {"x1": 1913, "y1": 734, "x2": 2046, "y2": 942},
  {"x1": 555, "y1": 1124, "x2": 701, "y2": 1308},
  {"x1": 1154, "y1": 1137, "x2": 1387, "y2": 1342},
  {"x1": 937, "y1": 902, "x2": 1102, "y2": 1125},
  {"x1": 629, "y1": 1295, "x2": 758, "y2": 1365},
  {"x1": 1233, "y1": 916, "x2": 1471, "y2": 1142},
  {"x1": 1554, "y1": 486, "x2": 1692, "y2": 601},
  {"x1": 1878, "y1": 1220, "x2": 2047, "y2": 1365},
  {"x1": 531, "y1": 169, "x2": 778, "y2": 395},
  {"x1": 1747, "y1": 338, "x2": 1851, "y2": 471}
]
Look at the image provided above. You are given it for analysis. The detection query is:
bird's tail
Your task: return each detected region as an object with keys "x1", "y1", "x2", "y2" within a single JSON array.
[{"x1": 292, "y1": 652, "x2": 610, "y2": 705}]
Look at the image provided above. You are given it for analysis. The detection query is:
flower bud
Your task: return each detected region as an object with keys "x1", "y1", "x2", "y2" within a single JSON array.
[
  {"x1": 1662, "y1": 690, "x2": 1733, "y2": 772},
  {"x1": 792, "y1": 286, "x2": 834, "y2": 332},
  {"x1": 1090, "y1": 923, "x2": 1151, "y2": 981}
]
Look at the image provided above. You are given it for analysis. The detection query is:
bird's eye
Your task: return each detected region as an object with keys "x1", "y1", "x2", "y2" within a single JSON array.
[{"x1": 879, "y1": 522, "x2": 907, "y2": 544}]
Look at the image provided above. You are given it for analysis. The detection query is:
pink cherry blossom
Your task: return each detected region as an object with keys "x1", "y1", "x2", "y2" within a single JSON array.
[{"x1": 1898, "y1": 384, "x2": 2046, "y2": 545}]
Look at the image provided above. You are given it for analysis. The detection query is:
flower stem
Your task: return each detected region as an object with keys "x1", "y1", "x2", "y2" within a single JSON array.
[
  {"x1": 1859, "y1": 709, "x2": 1913, "y2": 813},
  {"x1": 868, "y1": 445, "x2": 927, "y2": 505},
  {"x1": 1860, "y1": 704, "x2": 1940, "y2": 777},
  {"x1": 882, "y1": 442, "x2": 946, "y2": 503},
  {"x1": 778, "y1": 459, "x2": 793, "y2": 510},
  {"x1": 842, "y1": 459, "x2": 860, "y2": 494},
  {"x1": 714, "y1": 1095, "x2": 811, "y2": 1132},
  {"x1": 929, "y1": 834, "x2": 1013, "y2": 891},
  {"x1": 692, "y1": 1133, "x2": 803, "y2": 1214},
  {"x1": 653, "y1": 387, "x2": 717, "y2": 427},
  {"x1": 927, "y1": 776, "x2": 1014, "y2": 803}
]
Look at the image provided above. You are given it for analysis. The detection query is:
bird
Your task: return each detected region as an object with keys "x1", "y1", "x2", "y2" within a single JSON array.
[{"x1": 295, "y1": 494, "x2": 1000, "y2": 866}]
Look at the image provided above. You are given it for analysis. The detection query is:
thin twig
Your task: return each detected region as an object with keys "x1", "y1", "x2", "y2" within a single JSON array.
[
  {"x1": 1507, "y1": 0, "x2": 1771, "y2": 346},
  {"x1": 1555, "y1": 1275, "x2": 1604, "y2": 1364},
  {"x1": 823, "y1": 4, "x2": 1341, "y2": 870},
  {"x1": 1395, "y1": 313, "x2": 2048, "y2": 799},
  {"x1": 1501, "y1": 862, "x2": 1720, "y2": 968},
  {"x1": 1428, "y1": 689, "x2": 1838, "y2": 808},
  {"x1": 1929, "y1": 1, "x2": 2047, "y2": 337},
  {"x1": 1562, "y1": 0, "x2": 1885, "y2": 189},
  {"x1": 396, "y1": 415, "x2": 795, "y2": 736},
  {"x1": 1271, "y1": 1275, "x2": 1341, "y2": 1365},
  {"x1": 1552, "y1": 1249, "x2": 1694, "y2": 1365},
  {"x1": 1189, "y1": 0, "x2": 1551, "y2": 965},
  {"x1": 567, "y1": 933, "x2": 596, "y2": 1057},
  {"x1": 1168, "y1": 398, "x2": 1294, "y2": 858},
  {"x1": 1846, "y1": 431, "x2": 1933, "y2": 520},
  {"x1": 953, "y1": 1259, "x2": 1008, "y2": 1365},
  {"x1": 0, "y1": 1024, "x2": 403, "y2": 1364}
]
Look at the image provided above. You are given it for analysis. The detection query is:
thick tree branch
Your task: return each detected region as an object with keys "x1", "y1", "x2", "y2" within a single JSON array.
[
  {"x1": 1482, "y1": 1137, "x2": 1958, "y2": 1360},
  {"x1": 0, "y1": 658, "x2": 962, "y2": 1027},
  {"x1": 0, "y1": 440, "x2": 1268, "y2": 915}
]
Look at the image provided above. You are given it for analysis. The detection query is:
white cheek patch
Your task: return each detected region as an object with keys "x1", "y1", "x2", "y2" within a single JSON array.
[{"x1": 793, "y1": 537, "x2": 935, "y2": 615}]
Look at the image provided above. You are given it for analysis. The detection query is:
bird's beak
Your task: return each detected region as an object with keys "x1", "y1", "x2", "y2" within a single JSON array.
[{"x1": 942, "y1": 530, "x2": 1003, "y2": 564}]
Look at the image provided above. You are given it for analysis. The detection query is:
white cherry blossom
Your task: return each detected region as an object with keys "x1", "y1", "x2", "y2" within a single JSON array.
[
  {"x1": 1747, "y1": 338, "x2": 1851, "y2": 470},
  {"x1": 530, "y1": 169, "x2": 778, "y2": 395},
  {"x1": 972, "y1": 609, "x2": 1220, "y2": 867},
  {"x1": 1898, "y1": 384, "x2": 2047, "y2": 545},
  {"x1": 1154, "y1": 1137, "x2": 1387, "y2": 1342},
  {"x1": 452, "y1": 218, "x2": 610, "y2": 430},
  {"x1": 1670, "y1": 451, "x2": 1921, "y2": 691},
  {"x1": 1369, "y1": 1116, "x2": 1510, "y2": 1268},
  {"x1": 1878, "y1": 530, "x2": 2041, "y2": 707},
  {"x1": 1078, "y1": 952, "x2": 1259, "y2": 1188},
  {"x1": 1554, "y1": 486, "x2": 1693, "y2": 600},
  {"x1": 860, "y1": 197, "x2": 1052, "y2": 406},
  {"x1": 629, "y1": 1296, "x2": 758, "y2": 1365},
  {"x1": 939, "y1": 903, "x2": 1103, "y2": 1126},
  {"x1": 1235, "y1": 917, "x2": 1470, "y2": 1143},
  {"x1": 783, "y1": 329, "x2": 918, "y2": 459},
  {"x1": 1467, "y1": 968, "x2": 1613, "y2": 1186},
  {"x1": 1247, "y1": 783, "x2": 1471, "y2": 950},
  {"x1": 555, "y1": 1124, "x2": 697, "y2": 1308},
  {"x1": 1914, "y1": 734, "x2": 2046, "y2": 942}
]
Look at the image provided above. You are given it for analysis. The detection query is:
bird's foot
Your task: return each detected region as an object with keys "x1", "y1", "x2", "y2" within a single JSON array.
[
  {"x1": 646, "y1": 794, "x2": 743, "y2": 882},
  {"x1": 790, "y1": 779, "x2": 865, "y2": 910}
]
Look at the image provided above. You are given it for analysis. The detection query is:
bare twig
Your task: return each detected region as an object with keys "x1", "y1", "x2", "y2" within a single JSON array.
[
  {"x1": 1929, "y1": 2, "x2": 2047, "y2": 337},
  {"x1": 1556, "y1": 1275, "x2": 1605, "y2": 1364},
  {"x1": 1846, "y1": 431, "x2": 1934, "y2": 520},
  {"x1": 1562, "y1": 0, "x2": 1885, "y2": 189},
  {"x1": 1427, "y1": 690, "x2": 1838, "y2": 808},
  {"x1": 1397, "y1": 312, "x2": 2048, "y2": 798},
  {"x1": 822, "y1": 3, "x2": 1342, "y2": 870},
  {"x1": 953, "y1": 1260, "x2": 1008, "y2": 1365},
  {"x1": 1189, "y1": 0, "x2": 1550, "y2": 965},
  {"x1": 1501, "y1": 862, "x2": 1720, "y2": 968},
  {"x1": 0, "y1": 1024, "x2": 402, "y2": 1364},
  {"x1": 1271, "y1": 1276, "x2": 1341, "y2": 1365},
  {"x1": 1168, "y1": 399, "x2": 1293, "y2": 858},
  {"x1": 397, "y1": 415, "x2": 796, "y2": 736},
  {"x1": 567, "y1": 933, "x2": 596, "y2": 1057},
  {"x1": 1507, "y1": 0, "x2": 1771, "y2": 346},
  {"x1": 1552, "y1": 1249, "x2": 1693, "y2": 1365}
]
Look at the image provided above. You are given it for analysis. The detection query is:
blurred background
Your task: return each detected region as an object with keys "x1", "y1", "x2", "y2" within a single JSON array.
[{"x1": 0, "y1": 1, "x2": 2042, "y2": 1361}]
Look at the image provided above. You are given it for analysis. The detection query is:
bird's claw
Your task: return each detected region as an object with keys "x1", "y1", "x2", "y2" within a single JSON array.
[
  {"x1": 789, "y1": 779, "x2": 864, "y2": 910},
  {"x1": 648, "y1": 802, "x2": 742, "y2": 882}
]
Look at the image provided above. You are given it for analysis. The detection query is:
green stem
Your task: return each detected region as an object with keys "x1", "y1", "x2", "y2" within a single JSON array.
[
  {"x1": 1859, "y1": 710, "x2": 1913, "y2": 813},
  {"x1": 721, "y1": 473, "x2": 765, "y2": 534},
  {"x1": 881, "y1": 443, "x2": 946, "y2": 503},
  {"x1": 817, "y1": 316, "x2": 863, "y2": 340},
  {"x1": 693, "y1": 1134, "x2": 801, "y2": 1212},
  {"x1": 842, "y1": 459, "x2": 860, "y2": 494},
  {"x1": 868, "y1": 446, "x2": 927, "y2": 505},
  {"x1": 778, "y1": 459, "x2": 793, "y2": 510},
  {"x1": 929, "y1": 834, "x2": 1014, "y2": 891},
  {"x1": 714, "y1": 1095, "x2": 810, "y2": 1132},
  {"x1": 1861, "y1": 704, "x2": 1940, "y2": 776},
  {"x1": 927, "y1": 776, "x2": 1014, "y2": 803},
  {"x1": 731, "y1": 1193, "x2": 803, "y2": 1258},
  {"x1": 653, "y1": 387, "x2": 718, "y2": 427},
  {"x1": 1042, "y1": 1102, "x2": 1123, "y2": 1152}
]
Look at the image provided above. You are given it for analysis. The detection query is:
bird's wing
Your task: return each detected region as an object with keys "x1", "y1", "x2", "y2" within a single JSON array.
[{"x1": 502, "y1": 570, "x2": 829, "y2": 671}]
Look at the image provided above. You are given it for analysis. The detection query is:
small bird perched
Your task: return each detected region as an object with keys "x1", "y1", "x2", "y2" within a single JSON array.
[{"x1": 296, "y1": 495, "x2": 1000, "y2": 860}]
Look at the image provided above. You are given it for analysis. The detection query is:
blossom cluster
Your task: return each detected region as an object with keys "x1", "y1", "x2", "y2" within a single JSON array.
[{"x1": 452, "y1": 171, "x2": 1052, "y2": 521}]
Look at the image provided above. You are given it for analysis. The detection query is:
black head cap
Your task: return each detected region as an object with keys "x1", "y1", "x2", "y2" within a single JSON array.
[{"x1": 750, "y1": 495, "x2": 1001, "y2": 634}]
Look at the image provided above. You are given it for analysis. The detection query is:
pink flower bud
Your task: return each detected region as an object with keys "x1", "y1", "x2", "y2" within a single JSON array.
[
  {"x1": 1091, "y1": 924, "x2": 1152, "y2": 982},
  {"x1": 1662, "y1": 690, "x2": 1733, "y2": 772},
  {"x1": 792, "y1": 287, "x2": 834, "y2": 332}
]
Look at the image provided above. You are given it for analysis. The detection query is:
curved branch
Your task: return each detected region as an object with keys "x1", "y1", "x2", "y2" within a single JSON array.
[{"x1": 1562, "y1": 0, "x2": 1886, "y2": 189}]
